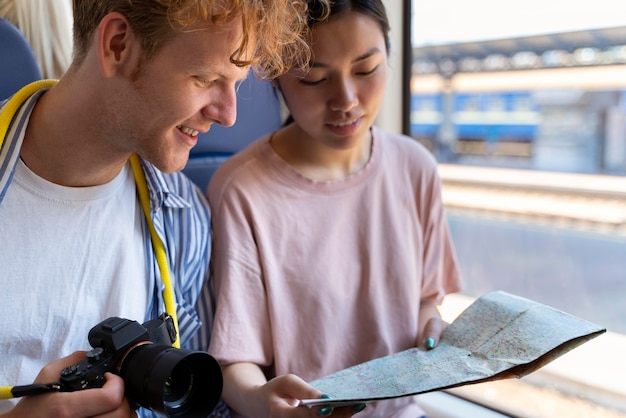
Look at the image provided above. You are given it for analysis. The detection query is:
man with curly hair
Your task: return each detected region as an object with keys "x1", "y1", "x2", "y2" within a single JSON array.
[{"x1": 0, "y1": 1, "x2": 327, "y2": 417}]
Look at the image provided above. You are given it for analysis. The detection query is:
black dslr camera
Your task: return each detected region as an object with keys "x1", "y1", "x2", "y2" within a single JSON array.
[{"x1": 59, "y1": 314, "x2": 223, "y2": 418}]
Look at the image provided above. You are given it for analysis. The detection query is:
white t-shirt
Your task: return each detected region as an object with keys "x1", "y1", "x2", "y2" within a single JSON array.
[{"x1": 0, "y1": 160, "x2": 147, "y2": 411}]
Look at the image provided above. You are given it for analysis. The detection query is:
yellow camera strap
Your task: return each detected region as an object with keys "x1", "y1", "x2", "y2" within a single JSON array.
[
  {"x1": 0, "y1": 383, "x2": 61, "y2": 400},
  {"x1": 0, "y1": 81, "x2": 180, "y2": 351},
  {"x1": 129, "y1": 154, "x2": 180, "y2": 348}
]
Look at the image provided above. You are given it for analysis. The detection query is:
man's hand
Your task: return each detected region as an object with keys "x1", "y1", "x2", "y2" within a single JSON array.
[{"x1": 1, "y1": 352, "x2": 136, "y2": 418}]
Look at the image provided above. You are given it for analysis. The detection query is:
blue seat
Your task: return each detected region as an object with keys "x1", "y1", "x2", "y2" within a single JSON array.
[
  {"x1": 182, "y1": 71, "x2": 282, "y2": 192},
  {"x1": 0, "y1": 17, "x2": 42, "y2": 100}
]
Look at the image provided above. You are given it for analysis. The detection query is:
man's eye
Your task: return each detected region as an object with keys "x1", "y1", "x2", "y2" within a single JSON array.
[{"x1": 196, "y1": 77, "x2": 215, "y2": 87}]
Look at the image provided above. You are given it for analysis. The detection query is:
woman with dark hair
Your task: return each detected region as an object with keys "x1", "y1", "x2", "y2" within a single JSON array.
[{"x1": 208, "y1": 1, "x2": 462, "y2": 417}]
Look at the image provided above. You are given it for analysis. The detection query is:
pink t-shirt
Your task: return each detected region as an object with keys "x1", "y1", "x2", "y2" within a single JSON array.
[{"x1": 208, "y1": 126, "x2": 462, "y2": 418}]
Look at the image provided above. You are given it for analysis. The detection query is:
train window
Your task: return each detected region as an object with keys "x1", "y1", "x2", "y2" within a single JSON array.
[{"x1": 409, "y1": 0, "x2": 626, "y2": 417}]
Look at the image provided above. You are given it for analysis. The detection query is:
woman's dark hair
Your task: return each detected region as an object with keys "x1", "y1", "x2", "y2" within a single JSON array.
[
  {"x1": 282, "y1": 0, "x2": 391, "y2": 126},
  {"x1": 307, "y1": 0, "x2": 390, "y2": 54}
]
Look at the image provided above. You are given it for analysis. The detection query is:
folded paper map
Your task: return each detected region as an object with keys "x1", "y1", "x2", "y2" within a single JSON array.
[{"x1": 300, "y1": 291, "x2": 606, "y2": 408}]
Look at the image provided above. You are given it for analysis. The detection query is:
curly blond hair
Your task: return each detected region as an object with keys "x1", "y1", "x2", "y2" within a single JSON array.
[{"x1": 72, "y1": 0, "x2": 330, "y2": 79}]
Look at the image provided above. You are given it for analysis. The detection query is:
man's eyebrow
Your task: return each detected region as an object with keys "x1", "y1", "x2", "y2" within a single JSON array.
[
  {"x1": 309, "y1": 47, "x2": 383, "y2": 68},
  {"x1": 188, "y1": 63, "x2": 251, "y2": 84}
]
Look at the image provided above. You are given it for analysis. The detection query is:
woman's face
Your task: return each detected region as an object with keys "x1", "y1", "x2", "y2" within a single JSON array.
[{"x1": 278, "y1": 11, "x2": 388, "y2": 151}]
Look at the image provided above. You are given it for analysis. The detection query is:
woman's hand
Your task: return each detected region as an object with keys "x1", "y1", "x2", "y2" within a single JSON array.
[
  {"x1": 418, "y1": 304, "x2": 449, "y2": 350},
  {"x1": 222, "y1": 363, "x2": 363, "y2": 418}
]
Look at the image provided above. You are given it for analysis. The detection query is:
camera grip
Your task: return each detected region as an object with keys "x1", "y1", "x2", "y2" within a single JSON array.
[{"x1": 59, "y1": 347, "x2": 111, "y2": 391}]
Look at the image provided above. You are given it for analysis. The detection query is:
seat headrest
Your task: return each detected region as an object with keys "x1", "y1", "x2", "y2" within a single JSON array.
[
  {"x1": 0, "y1": 18, "x2": 42, "y2": 101},
  {"x1": 192, "y1": 73, "x2": 282, "y2": 156},
  {"x1": 182, "y1": 70, "x2": 283, "y2": 191}
]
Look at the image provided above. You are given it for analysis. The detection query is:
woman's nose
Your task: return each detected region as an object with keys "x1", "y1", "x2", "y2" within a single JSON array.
[{"x1": 329, "y1": 77, "x2": 358, "y2": 112}]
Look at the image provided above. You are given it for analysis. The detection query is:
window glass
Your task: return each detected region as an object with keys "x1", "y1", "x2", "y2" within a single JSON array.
[{"x1": 410, "y1": 0, "x2": 626, "y2": 416}]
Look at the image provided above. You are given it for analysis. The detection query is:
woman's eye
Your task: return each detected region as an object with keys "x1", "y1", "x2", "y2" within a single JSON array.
[
  {"x1": 357, "y1": 66, "x2": 379, "y2": 76},
  {"x1": 299, "y1": 77, "x2": 325, "y2": 86}
]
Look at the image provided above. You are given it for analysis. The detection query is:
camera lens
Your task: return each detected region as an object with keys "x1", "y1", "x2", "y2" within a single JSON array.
[
  {"x1": 120, "y1": 344, "x2": 223, "y2": 418},
  {"x1": 163, "y1": 363, "x2": 193, "y2": 408}
]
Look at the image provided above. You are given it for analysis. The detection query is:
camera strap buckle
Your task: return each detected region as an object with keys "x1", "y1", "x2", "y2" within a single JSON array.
[{"x1": 10, "y1": 382, "x2": 62, "y2": 398}]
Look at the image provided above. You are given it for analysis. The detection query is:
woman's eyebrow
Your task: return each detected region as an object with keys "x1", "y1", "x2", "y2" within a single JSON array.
[{"x1": 309, "y1": 47, "x2": 384, "y2": 69}]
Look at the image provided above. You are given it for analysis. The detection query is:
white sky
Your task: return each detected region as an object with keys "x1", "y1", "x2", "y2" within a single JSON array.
[{"x1": 412, "y1": 0, "x2": 626, "y2": 46}]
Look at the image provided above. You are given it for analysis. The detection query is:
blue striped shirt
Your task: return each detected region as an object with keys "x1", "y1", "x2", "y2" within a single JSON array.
[{"x1": 0, "y1": 90, "x2": 229, "y2": 418}]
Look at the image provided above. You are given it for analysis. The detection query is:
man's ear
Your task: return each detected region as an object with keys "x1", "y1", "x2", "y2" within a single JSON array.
[{"x1": 97, "y1": 12, "x2": 136, "y2": 78}]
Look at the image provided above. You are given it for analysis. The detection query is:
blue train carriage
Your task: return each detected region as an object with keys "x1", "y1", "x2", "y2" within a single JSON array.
[{"x1": 411, "y1": 91, "x2": 540, "y2": 157}]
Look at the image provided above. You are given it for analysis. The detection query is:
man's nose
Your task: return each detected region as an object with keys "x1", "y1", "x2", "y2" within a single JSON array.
[{"x1": 202, "y1": 87, "x2": 238, "y2": 127}]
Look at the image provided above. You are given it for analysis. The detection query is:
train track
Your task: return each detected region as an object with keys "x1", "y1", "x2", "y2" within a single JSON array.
[{"x1": 438, "y1": 164, "x2": 626, "y2": 235}]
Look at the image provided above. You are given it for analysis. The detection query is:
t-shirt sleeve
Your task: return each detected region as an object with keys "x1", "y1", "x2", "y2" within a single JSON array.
[
  {"x1": 419, "y1": 159, "x2": 463, "y2": 305},
  {"x1": 206, "y1": 161, "x2": 275, "y2": 368}
]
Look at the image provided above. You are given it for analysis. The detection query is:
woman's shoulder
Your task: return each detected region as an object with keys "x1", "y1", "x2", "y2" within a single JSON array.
[
  {"x1": 373, "y1": 126, "x2": 438, "y2": 171},
  {"x1": 207, "y1": 133, "x2": 279, "y2": 203},
  {"x1": 210, "y1": 134, "x2": 270, "y2": 181}
]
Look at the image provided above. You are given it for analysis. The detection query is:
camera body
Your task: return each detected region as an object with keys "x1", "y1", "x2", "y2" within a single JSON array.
[
  {"x1": 60, "y1": 314, "x2": 223, "y2": 418},
  {"x1": 60, "y1": 315, "x2": 176, "y2": 391}
]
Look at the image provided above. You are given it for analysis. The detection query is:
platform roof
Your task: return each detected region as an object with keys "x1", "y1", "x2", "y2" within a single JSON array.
[{"x1": 413, "y1": 26, "x2": 626, "y2": 62}]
